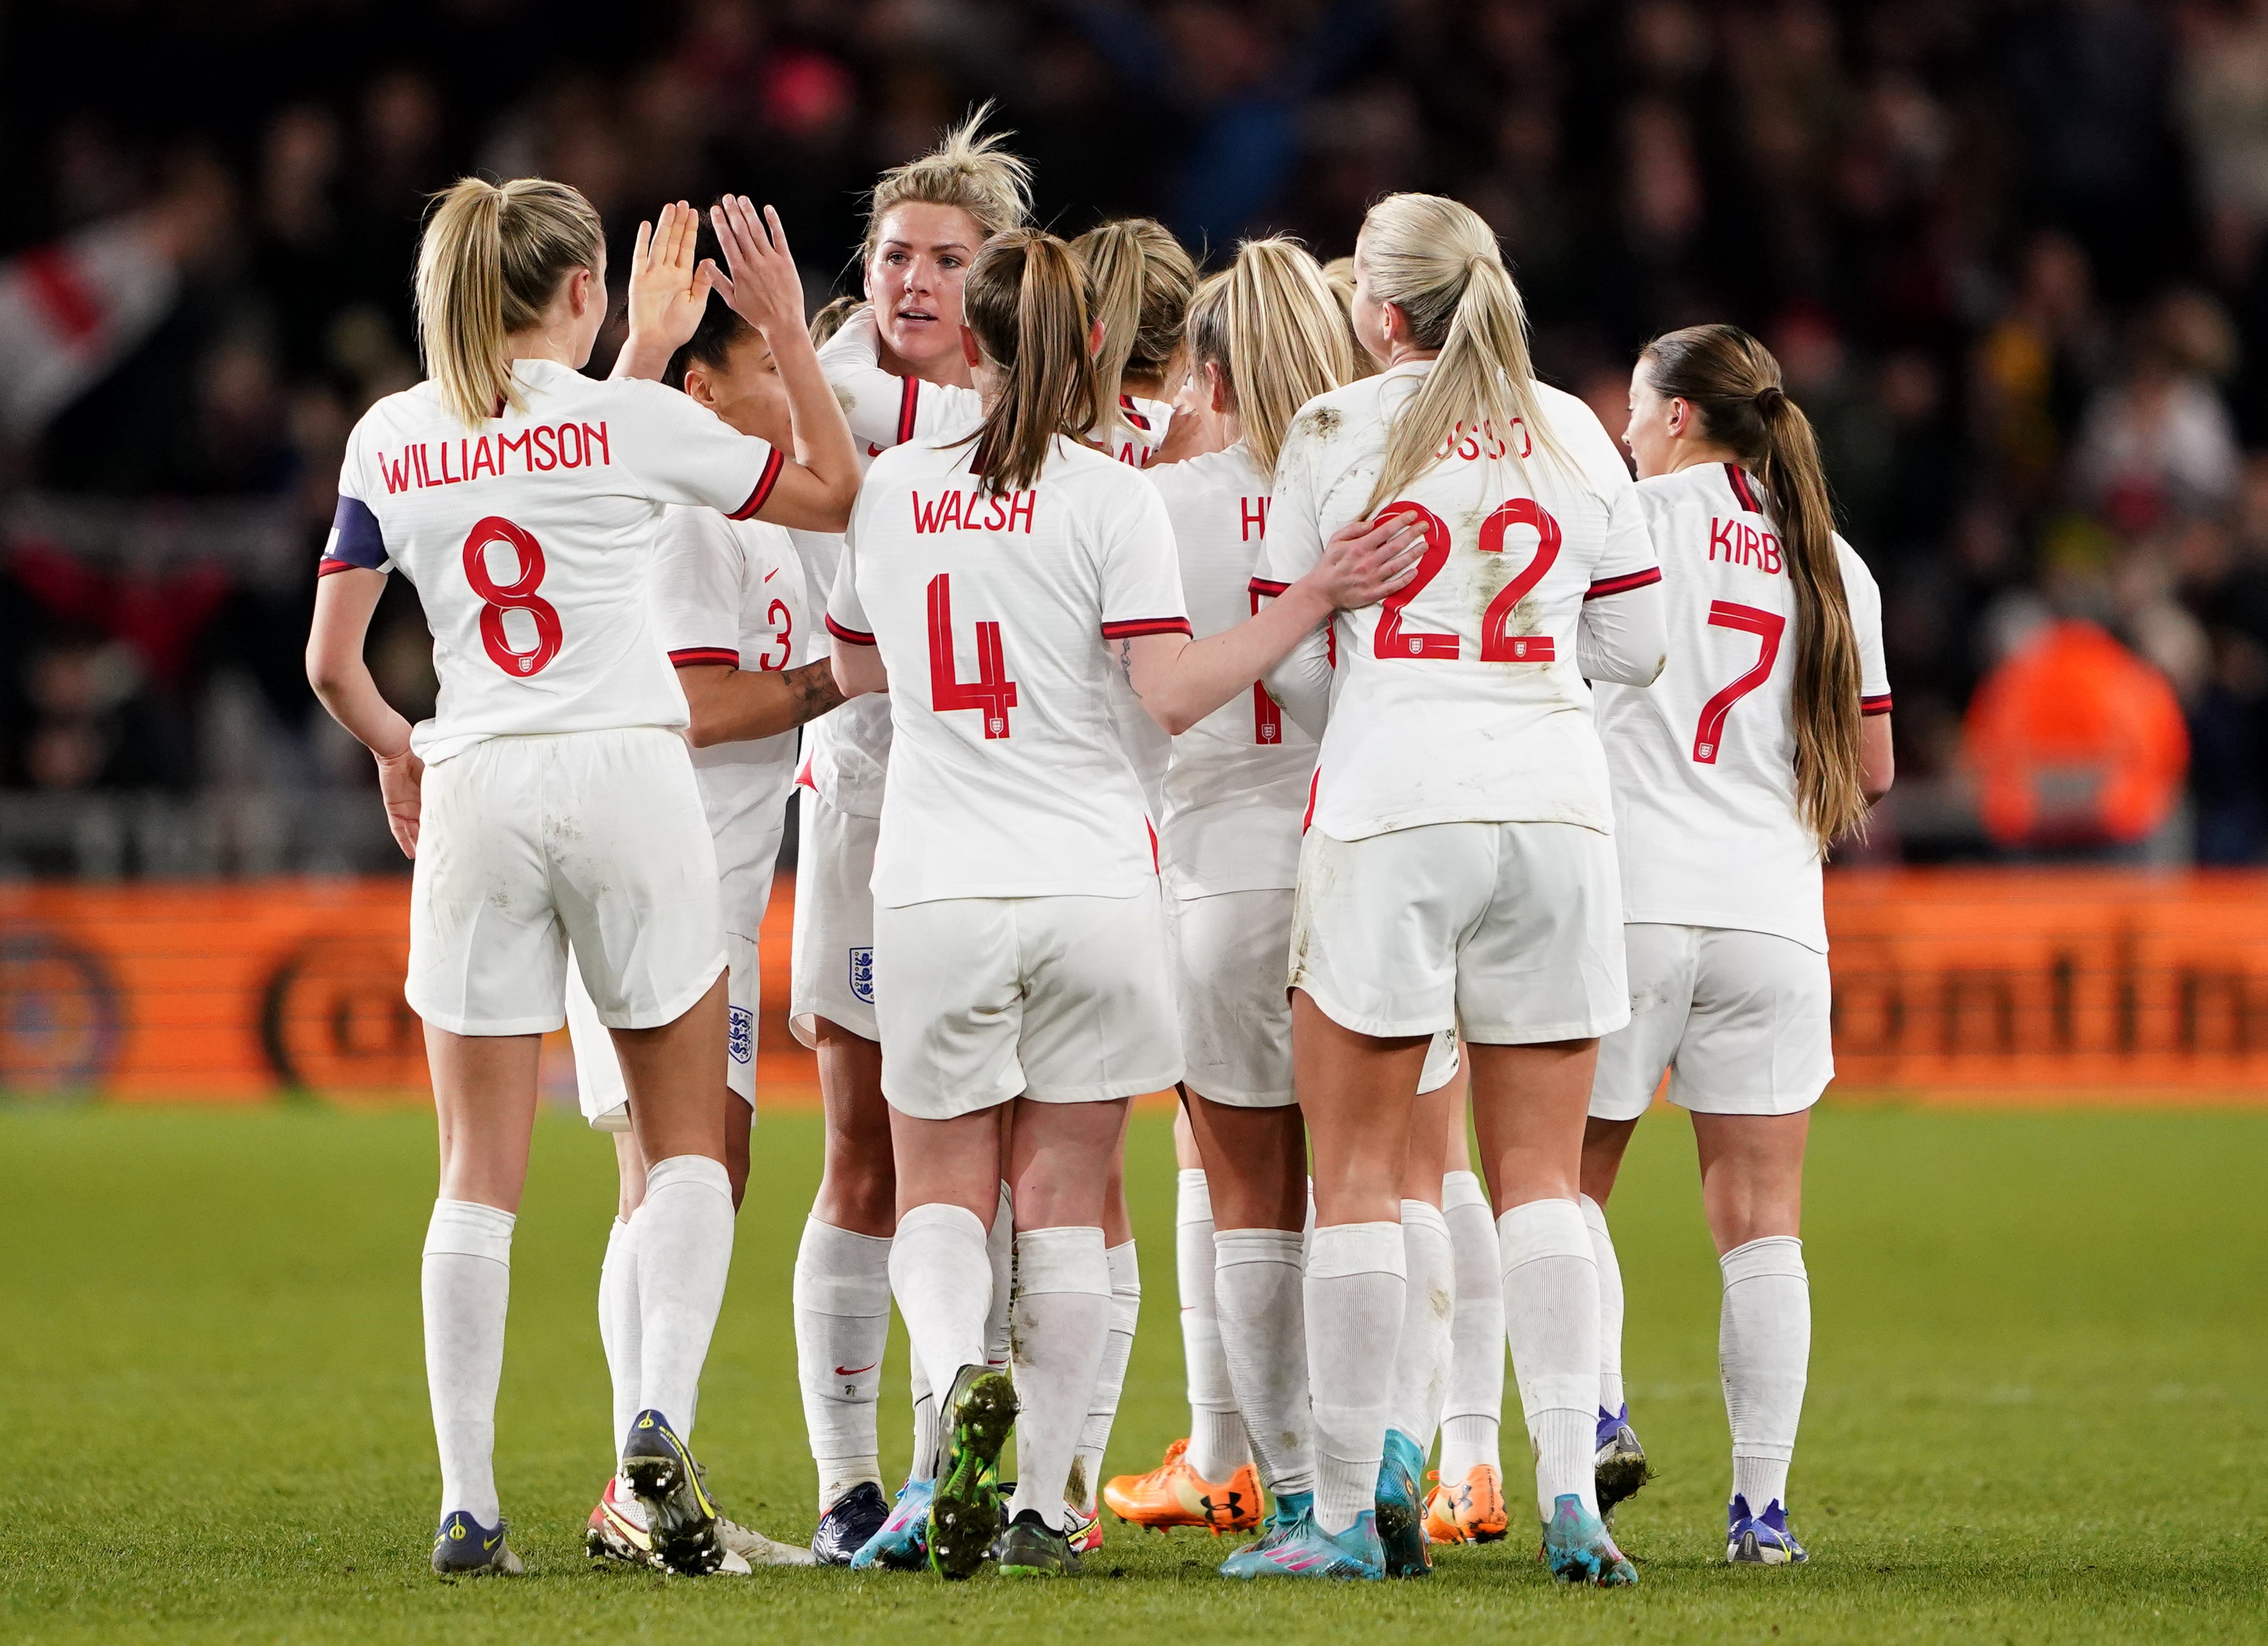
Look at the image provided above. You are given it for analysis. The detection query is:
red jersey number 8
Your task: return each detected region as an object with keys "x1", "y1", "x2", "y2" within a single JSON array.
[{"x1": 462, "y1": 516, "x2": 563, "y2": 677}]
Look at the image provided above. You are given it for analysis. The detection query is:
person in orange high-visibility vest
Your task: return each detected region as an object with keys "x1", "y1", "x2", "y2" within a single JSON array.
[{"x1": 1964, "y1": 618, "x2": 2189, "y2": 850}]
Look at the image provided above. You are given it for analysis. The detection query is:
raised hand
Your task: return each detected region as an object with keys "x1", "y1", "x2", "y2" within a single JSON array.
[
  {"x1": 614, "y1": 200, "x2": 712, "y2": 380},
  {"x1": 1308, "y1": 512, "x2": 1430, "y2": 610},
  {"x1": 706, "y1": 196, "x2": 808, "y2": 340}
]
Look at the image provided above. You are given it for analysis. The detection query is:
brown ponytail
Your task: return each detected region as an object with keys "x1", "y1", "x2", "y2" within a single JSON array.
[
  {"x1": 1071, "y1": 218, "x2": 1197, "y2": 447},
  {"x1": 1640, "y1": 323, "x2": 1867, "y2": 847},
  {"x1": 960, "y1": 230, "x2": 1099, "y2": 495}
]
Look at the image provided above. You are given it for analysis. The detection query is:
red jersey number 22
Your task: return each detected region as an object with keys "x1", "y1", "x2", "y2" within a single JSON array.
[{"x1": 927, "y1": 573, "x2": 1017, "y2": 739}]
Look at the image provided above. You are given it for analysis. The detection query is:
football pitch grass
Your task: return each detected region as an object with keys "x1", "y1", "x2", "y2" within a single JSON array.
[{"x1": 3, "y1": 1103, "x2": 2263, "y2": 1644}]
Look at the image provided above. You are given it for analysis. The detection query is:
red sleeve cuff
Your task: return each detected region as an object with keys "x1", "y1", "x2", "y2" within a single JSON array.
[
  {"x1": 1861, "y1": 693, "x2": 1893, "y2": 716},
  {"x1": 896, "y1": 375, "x2": 921, "y2": 445},
  {"x1": 1100, "y1": 617, "x2": 1193, "y2": 640},
  {"x1": 728, "y1": 446, "x2": 787, "y2": 520},
  {"x1": 1584, "y1": 566, "x2": 1663, "y2": 600},
  {"x1": 1248, "y1": 576, "x2": 1291, "y2": 598},
  {"x1": 670, "y1": 647, "x2": 741, "y2": 668},
  {"x1": 826, "y1": 614, "x2": 877, "y2": 646},
  {"x1": 316, "y1": 558, "x2": 363, "y2": 578}
]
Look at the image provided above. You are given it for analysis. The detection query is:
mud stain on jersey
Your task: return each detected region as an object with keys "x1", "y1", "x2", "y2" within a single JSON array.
[{"x1": 1298, "y1": 406, "x2": 1341, "y2": 442}]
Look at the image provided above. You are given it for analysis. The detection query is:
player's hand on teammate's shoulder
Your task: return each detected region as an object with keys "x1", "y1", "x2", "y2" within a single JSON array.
[
  {"x1": 376, "y1": 749, "x2": 424, "y2": 860},
  {"x1": 1308, "y1": 513, "x2": 1430, "y2": 610},
  {"x1": 707, "y1": 196, "x2": 808, "y2": 341},
  {"x1": 618, "y1": 200, "x2": 714, "y2": 377}
]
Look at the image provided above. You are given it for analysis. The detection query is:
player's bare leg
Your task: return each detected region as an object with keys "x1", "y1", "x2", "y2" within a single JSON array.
[
  {"x1": 1469, "y1": 1037, "x2": 1634, "y2": 1587},
  {"x1": 801, "y1": 1019, "x2": 896, "y2": 1562},
  {"x1": 603, "y1": 972, "x2": 737, "y2": 1573},
  {"x1": 1694, "y1": 1110, "x2": 1811, "y2": 1565},
  {"x1": 422, "y1": 1028, "x2": 542, "y2": 1575}
]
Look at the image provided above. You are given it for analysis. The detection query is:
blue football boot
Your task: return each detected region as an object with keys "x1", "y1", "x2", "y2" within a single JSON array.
[
  {"x1": 813, "y1": 1479, "x2": 890, "y2": 1566},
  {"x1": 1594, "y1": 1403, "x2": 1650, "y2": 1521},
  {"x1": 1219, "y1": 1503, "x2": 1385, "y2": 1579},
  {"x1": 1541, "y1": 1493, "x2": 1636, "y2": 1587},
  {"x1": 1727, "y1": 1495, "x2": 1808, "y2": 1565},
  {"x1": 619, "y1": 1408, "x2": 726, "y2": 1575},
  {"x1": 849, "y1": 1476, "x2": 934, "y2": 1570},
  {"x1": 1374, "y1": 1428, "x2": 1433, "y2": 1577},
  {"x1": 432, "y1": 1509, "x2": 523, "y2": 1576}
]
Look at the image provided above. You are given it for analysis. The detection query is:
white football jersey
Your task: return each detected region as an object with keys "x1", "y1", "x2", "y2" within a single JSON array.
[
  {"x1": 827, "y1": 433, "x2": 1189, "y2": 907},
  {"x1": 1256, "y1": 365, "x2": 1659, "y2": 841},
  {"x1": 325, "y1": 359, "x2": 783, "y2": 764},
  {"x1": 1148, "y1": 442, "x2": 1317, "y2": 896},
  {"x1": 1593, "y1": 462, "x2": 1891, "y2": 953},
  {"x1": 649, "y1": 507, "x2": 808, "y2": 938},
  {"x1": 807, "y1": 311, "x2": 1172, "y2": 818}
]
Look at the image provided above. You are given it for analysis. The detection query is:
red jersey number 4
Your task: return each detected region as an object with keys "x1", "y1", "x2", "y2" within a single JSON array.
[
  {"x1": 463, "y1": 516, "x2": 563, "y2": 677},
  {"x1": 926, "y1": 573, "x2": 1017, "y2": 739}
]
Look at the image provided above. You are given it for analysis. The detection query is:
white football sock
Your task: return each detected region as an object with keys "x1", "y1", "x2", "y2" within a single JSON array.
[
  {"x1": 1214, "y1": 1227, "x2": 1312, "y2": 1497},
  {"x1": 635, "y1": 1155, "x2": 736, "y2": 1439},
  {"x1": 422, "y1": 1199, "x2": 514, "y2": 1524},
  {"x1": 598, "y1": 1214, "x2": 642, "y2": 1466},
  {"x1": 1440, "y1": 1171, "x2": 1504, "y2": 1479},
  {"x1": 793, "y1": 1216, "x2": 891, "y2": 1512},
  {"x1": 907, "y1": 1352, "x2": 939, "y2": 1484},
  {"x1": 1500, "y1": 1198, "x2": 1601, "y2": 1521},
  {"x1": 983, "y1": 1180, "x2": 1014, "y2": 1371},
  {"x1": 1721, "y1": 1236, "x2": 1809, "y2": 1512},
  {"x1": 1070, "y1": 1239, "x2": 1140, "y2": 1511},
  {"x1": 1006, "y1": 1226, "x2": 1111, "y2": 1534},
  {"x1": 1176, "y1": 1171, "x2": 1249, "y2": 1481},
  {"x1": 1387, "y1": 1199, "x2": 1455, "y2": 1447},
  {"x1": 1584, "y1": 1194, "x2": 1626, "y2": 1418},
  {"x1": 889, "y1": 1202, "x2": 993, "y2": 1475},
  {"x1": 1305, "y1": 1220, "x2": 1405, "y2": 1535}
]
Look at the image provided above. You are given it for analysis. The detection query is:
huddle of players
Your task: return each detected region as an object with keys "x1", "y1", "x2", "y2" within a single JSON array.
[{"x1": 306, "y1": 107, "x2": 1890, "y2": 1586}]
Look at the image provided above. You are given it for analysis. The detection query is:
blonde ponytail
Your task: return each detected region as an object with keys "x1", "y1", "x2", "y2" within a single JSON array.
[
  {"x1": 1071, "y1": 218, "x2": 1198, "y2": 447},
  {"x1": 415, "y1": 177, "x2": 602, "y2": 427},
  {"x1": 1186, "y1": 237, "x2": 1350, "y2": 478},
  {"x1": 1352, "y1": 194, "x2": 1566, "y2": 513},
  {"x1": 1640, "y1": 323, "x2": 1868, "y2": 848},
  {"x1": 961, "y1": 230, "x2": 1098, "y2": 495},
  {"x1": 1321, "y1": 256, "x2": 1379, "y2": 381},
  {"x1": 862, "y1": 102, "x2": 1033, "y2": 260}
]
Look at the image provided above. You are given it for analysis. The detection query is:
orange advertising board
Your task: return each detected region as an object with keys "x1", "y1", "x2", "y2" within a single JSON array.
[{"x1": 1, "y1": 871, "x2": 2264, "y2": 1101}]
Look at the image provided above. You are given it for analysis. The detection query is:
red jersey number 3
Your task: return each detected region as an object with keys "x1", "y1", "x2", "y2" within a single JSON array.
[
  {"x1": 926, "y1": 573, "x2": 1017, "y2": 739},
  {"x1": 463, "y1": 516, "x2": 563, "y2": 677}
]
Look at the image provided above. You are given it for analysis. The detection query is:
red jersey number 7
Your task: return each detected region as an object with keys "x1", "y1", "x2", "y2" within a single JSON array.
[
  {"x1": 1693, "y1": 600, "x2": 1785, "y2": 764},
  {"x1": 928, "y1": 573, "x2": 1017, "y2": 739}
]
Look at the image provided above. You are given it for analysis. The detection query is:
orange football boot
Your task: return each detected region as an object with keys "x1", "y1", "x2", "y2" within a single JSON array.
[
  {"x1": 1100, "y1": 1438, "x2": 1264, "y2": 1534},
  {"x1": 1424, "y1": 1464, "x2": 1510, "y2": 1545}
]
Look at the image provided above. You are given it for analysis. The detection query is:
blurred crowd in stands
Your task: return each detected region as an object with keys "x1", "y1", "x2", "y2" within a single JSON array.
[{"x1": 3, "y1": 0, "x2": 2267, "y2": 874}]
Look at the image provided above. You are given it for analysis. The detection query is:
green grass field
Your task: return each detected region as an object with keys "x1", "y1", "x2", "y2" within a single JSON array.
[{"x1": 3, "y1": 1102, "x2": 2264, "y2": 1645}]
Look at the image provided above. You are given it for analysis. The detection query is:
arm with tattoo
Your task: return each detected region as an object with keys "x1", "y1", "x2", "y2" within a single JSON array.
[{"x1": 677, "y1": 658, "x2": 849, "y2": 748}]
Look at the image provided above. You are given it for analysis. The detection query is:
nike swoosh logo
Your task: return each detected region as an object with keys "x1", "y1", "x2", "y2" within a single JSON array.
[
  {"x1": 482, "y1": 1535, "x2": 499, "y2": 1550},
  {"x1": 834, "y1": 1362, "x2": 878, "y2": 1375}
]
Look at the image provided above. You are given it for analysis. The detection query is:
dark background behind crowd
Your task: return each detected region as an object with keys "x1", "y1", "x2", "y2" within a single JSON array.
[{"x1": 3, "y1": 0, "x2": 2265, "y2": 876}]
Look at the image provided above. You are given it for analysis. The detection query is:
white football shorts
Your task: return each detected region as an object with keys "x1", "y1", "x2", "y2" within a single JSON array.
[
  {"x1": 1173, "y1": 887, "x2": 1459, "y2": 1107},
  {"x1": 789, "y1": 786, "x2": 879, "y2": 1046},
  {"x1": 567, "y1": 927, "x2": 764, "y2": 1130},
  {"x1": 877, "y1": 885, "x2": 1184, "y2": 1120},
  {"x1": 406, "y1": 727, "x2": 725, "y2": 1037},
  {"x1": 1288, "y1": 820, "x2": 1628, "y2": 1045},
  {"x1": 1590, "y1": 923, "x2": 1833, "y2": 1121}
]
